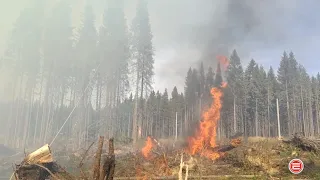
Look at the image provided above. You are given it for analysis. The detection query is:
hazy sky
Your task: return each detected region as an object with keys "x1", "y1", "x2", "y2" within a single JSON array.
[{"x1": 1, "y1": 0, "x2": 320, "y2": 94}]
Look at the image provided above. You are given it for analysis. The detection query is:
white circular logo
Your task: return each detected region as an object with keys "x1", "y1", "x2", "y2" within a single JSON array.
[{"x1": 288, "y1": 158, "x2": 304, "y2": 174}]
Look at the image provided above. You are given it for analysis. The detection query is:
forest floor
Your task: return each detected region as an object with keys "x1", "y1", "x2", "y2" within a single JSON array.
[{"x1": 2, "y1": 136, "x2": 320, "y2": 179}]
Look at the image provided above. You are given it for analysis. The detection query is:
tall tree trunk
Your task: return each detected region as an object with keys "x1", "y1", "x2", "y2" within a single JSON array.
[
  {"x1": 267, "y1": 87, "x2": 270, "y2": 137},
  {"x1": 23, "y1": 86, "x2": 33, "y2": 148},
  {"x1": 293, "y1": 92, "x2": 297, "y2": 134},
  {"x1": 255, "y1": 98, "x2": 258, "y2": 136},
  {"x1": 132, "y1": 70, "x2": 139, "y2": 145},
  {"x1": 308, "y1": 87, "x2": 314, "y2": 137},
  {"x1": 233, "y1": 96, "x2": 237, "y2": 133},
  {"x1": 34, "y1": 74, "x2": 44, "y2": 145},
  {"x1": 13, "y1": 75, "x2": 24, "y2": 148},
  {"x1": 301, "y1": 86, "x2": 306, "y2": 136},
  {"x1": 5, "y1": 75, "x2": 18, "y2": 146},
  {"x1": 286, "y1": 81, "x2": 291, "y2": 136}
]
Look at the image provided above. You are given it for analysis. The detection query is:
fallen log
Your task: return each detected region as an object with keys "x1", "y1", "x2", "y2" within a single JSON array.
[{"x1": 214, "y1": 145, "x2": 236, "y2": 152}]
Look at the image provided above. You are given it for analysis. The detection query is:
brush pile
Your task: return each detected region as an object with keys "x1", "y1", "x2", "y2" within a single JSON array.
[{"x1": 283, "y1": 133, "x2": 320, "y2": 153}]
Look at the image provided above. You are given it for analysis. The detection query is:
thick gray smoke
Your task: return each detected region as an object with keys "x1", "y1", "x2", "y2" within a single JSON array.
[
  {"x1": 0, "y1": 0, "x2": 303, "y2": 93},
  {"x1": 148, "y1": 0, "x2": 300, "y2": 92}
]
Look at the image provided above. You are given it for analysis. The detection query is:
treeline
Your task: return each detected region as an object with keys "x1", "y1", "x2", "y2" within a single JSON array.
[
  {"x1": 1, "y1": 0, "x2": 319, "y2": 150},
  {"x1": 128, "y1": 49, "x2": 320, "y2": 142}
]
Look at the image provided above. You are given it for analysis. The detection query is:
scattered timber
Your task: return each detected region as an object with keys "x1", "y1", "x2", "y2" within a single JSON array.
[{"x1": 283, "y1": 133, "x2": 320, "y2": 153}]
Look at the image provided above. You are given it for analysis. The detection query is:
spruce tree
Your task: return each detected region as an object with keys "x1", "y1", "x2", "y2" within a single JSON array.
[
  {"x1": 131, "y1": 0, "x2": 154, "y2": 98},
  {"x1": 226, "y1": 49, "x2": 244, "y2": 133},
  {"x1": 204, "y1": 66, "x2": 215, "y2": 106},
  {"x1": 267, "y1": 67, "x2": 279, "y2": 137},
  {"x1": 131, "y1": 0, "x2": 154, "y2": 143}
]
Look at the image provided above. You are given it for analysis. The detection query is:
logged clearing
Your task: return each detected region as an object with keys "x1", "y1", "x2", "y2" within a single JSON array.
[{"x1": 3, "y1": 135, "x2": 320, "y2": 180}]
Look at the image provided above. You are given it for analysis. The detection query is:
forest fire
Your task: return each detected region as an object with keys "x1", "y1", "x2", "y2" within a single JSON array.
[
  {"x1": 141, "y1": 136, "x2": 154, "y2": 159},
  {"x1": 141, "y1": 56, "x2": 230, "y2": 161},
  {"x1": 187, "y1": 82, "x2": 227, "y2": 160}
]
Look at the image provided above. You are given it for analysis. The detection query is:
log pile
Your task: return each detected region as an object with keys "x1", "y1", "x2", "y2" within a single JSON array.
[{"x1": 283, "y1": 133, "x2": 320, "y2": 153}]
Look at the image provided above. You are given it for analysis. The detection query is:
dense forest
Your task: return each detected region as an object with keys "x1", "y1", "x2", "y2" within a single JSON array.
[{"x1": 0, "y1": 1, "x2": 319, "y2": 150}]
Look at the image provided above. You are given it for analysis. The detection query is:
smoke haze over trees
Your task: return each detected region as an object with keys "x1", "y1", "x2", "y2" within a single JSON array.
[{"x1": 0, "y1": 0, "x2": 320, "y2": 150}]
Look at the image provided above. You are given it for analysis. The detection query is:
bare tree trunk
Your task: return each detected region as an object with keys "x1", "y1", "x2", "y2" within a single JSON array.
[
  {"x1": 233, "y1": 96, "x2": 237, "y2": 133},
  {"x1": 5, "y1": 75, "x2": 18, "y2": 146},
  {"x1": 285, "y1": 81, "x2": 291, "y2": 136},
  {"x1": 93, "y1": 136, "x2": 104, "y2": 180},
  {"x1": 316, "y1": 87, "x2": 320, "y2": 135},
  {"x1": 132, "y1": 72, "x2": 139, "y2": 145},
  {"x1": 308, "y1": 87, "x2": 314, "y2": 137},
  {"x1": 26, "y1": 87, "x2": 35, "y2": 148},
  {"x1": 44, "y1": 95, "x2": 53, "y2": 144},
  {"x1": 276, "y1": 98, "x2": 281, "y2": 138},
  {"x1": 267, "y1": 86, "x2": 270, "y2": 137},
  {"x1": 34, "y1": 74, "x2": 44, "y2": 144},
  {"x1": 293, "y1": 92, "x2": 297, "y2": 134},
  {"x1": 244, "y1": 96, "x2": 248, "y2": 143},
  {"x1": 255, "y1": 99, "x2": 258, "y2": 137},
  {"x1": 13, "y1": 75, "x2": 24, "y2": 148},
  {"x1": 301, "y1": 86, "x2": 306, "y2": 136}
]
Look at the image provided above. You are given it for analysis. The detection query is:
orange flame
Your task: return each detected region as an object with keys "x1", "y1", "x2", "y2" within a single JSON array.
[
  {"x1": 188, "y1": 83, "x2": 227, "y2": 160},
  {"x1": 217, "y1": 55, "x2": 230, "y2": 71},
  {"x1": 142, "y1": 136, "x2": 154, "y2": 159}
]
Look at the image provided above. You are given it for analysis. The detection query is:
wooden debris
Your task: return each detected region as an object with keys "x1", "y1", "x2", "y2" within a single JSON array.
[
  {"x1": 14, "y1": 144, "x2": 75, "y2": 180},
  {"x1": 214, "y1": 145, "x2": 237, "y2": 152},
  {"x1": 283, "y1": 134, "x2": 320, "y2": 153},
  {"x1": 100, "y1": 138, "x2": 115, "y2": 180},
  {"x1": 93, "y1": 136, "x2": 105, "y2": 180},
  {"x1": 113, "y1": 175, "x2": 261, "y2": 179},
  {"x1": 23, "y1": 144, "x2": 53, "y2": 165}
]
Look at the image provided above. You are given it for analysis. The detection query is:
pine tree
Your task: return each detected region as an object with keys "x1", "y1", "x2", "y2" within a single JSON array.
[
  {"x1": 147, "y1": 90, "x2": 157, "y2": 136},
  {"x1": 155, "y1": 91, "x2": 162, "y2": 137},
  {"x1": 185, "y1": 68, "x2": 195, "y2": 106},
  {"x1": 256, "y1": 65, "x2": 268, "y2": 136},
  {"x1": 267, "y1": 67, "x2": 279, "y2": 137},
  {"x1": 160, "y1": 89, "x2": 170, "y2": 137},
  {"x1": 41, "y1": 0, "x2": 74, "y2": 144},
  {"x1": 170, "y1": 86, "x2": 180, "y2": 137},
  {"x1": 131, "y1": 0, "x2": 154, "y2": 143},
  {"x1": 204, "y1": 66, "x2": 215, "y2": 107},
  {"x1": 226, "y1": 49, "x2": 244, "y2": 133},
  {"x1": 244, "y1": 59, "x2": 259, "y2": 136},
  {"x1": 277, "y1": 51, "x2": 299, "y2": 136},
  {"x1": 199, "y1": 62, "x2": 206, "y2": 111},
  {"x1": 4, "y1": 1, "x2": 45, "y2": 147}
]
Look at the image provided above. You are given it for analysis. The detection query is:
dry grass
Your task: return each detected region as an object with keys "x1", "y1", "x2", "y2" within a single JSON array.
[{"x1": 223, "y1": 136, "x2": 320, "y2": 179}]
